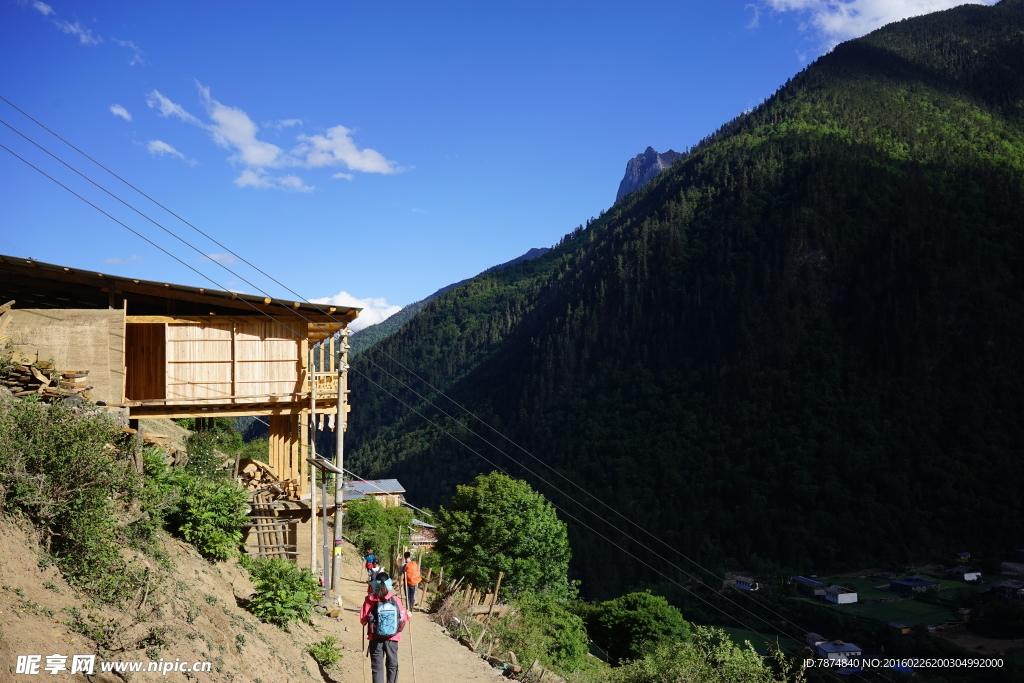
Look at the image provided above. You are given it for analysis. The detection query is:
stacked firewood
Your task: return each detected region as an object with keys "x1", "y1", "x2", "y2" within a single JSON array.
[
  {"x1": 237, "y1": 458, "x2": 299, "y2": 498},
  {"x1": 1, "y1": 360, "x2": 92, "y2": 400}
]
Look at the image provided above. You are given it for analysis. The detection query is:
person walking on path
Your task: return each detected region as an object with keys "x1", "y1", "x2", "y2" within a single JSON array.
[
  {"x1": 360, "y1": 571, "x2": 410, "y2": 683},
  {"x1": 400, "y1": 552, "x2": 422, "y2": 611},
  {"x1": 364, "y1": 549, "x2": 377, "y2": 581}
]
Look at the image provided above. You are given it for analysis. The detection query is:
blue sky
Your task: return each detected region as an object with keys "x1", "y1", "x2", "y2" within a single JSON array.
[{"x1": 0, "y1": 0, "x2": 996, "y2": 329}]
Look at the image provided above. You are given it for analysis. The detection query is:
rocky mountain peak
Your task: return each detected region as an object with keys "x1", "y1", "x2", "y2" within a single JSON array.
[{"x1": 615, "y1": 146, "x2": 682, "y2": 202}]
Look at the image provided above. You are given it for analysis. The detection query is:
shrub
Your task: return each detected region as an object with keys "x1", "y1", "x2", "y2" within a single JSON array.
[
  {"x1": 165, "y1": 472, "x2": 248, "y2": 561},
  {"x1": 598, "y1": 626, "x2": 790, "y2": 683},
  {"x1": 0, "y1": 398, "x2": 145, "y2": 604},
  {"x1": 247, "y1": 557, "x2": 322, "y2": 627},
  {"x1": 490, "y1": 593, "x2": 590, "y2": 674},
  {"x1": 592, "y1": 591, "x2": 692, "y2": 663},
  {"x1": 308, "y1": 636, "x2": 343, "y2": 667}
]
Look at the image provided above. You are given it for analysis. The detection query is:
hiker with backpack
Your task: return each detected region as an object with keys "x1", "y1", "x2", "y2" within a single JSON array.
[
  {"x1": 400, "y1": 551, "x2": 422, "y2": 611},
  {"x1": 360, "y1": 571, "x2": 410, "y2": 683},
  {"x1": 364, "y1": 549, "x2": 377, "y2": 581}
]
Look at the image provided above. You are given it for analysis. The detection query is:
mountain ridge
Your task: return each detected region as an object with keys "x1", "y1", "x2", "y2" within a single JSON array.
[
  {"x1": 347, "y1": 0, "x2": 1024, "y2": 601},
  {"x1": 349, "y1": 247, "x2": 550, "y2": 355}
]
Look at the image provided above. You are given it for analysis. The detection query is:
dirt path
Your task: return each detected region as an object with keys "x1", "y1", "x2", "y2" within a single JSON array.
[{"x1": 322, "y1": 549, "x2": 504, "y2": 683}]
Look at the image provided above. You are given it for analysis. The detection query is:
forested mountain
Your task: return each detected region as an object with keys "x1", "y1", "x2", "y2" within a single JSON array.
[
  {"x1": 349, "y1": 247, "x2": 550, "y2": 355},
  {"x1": 347, "y1": 0, "x2": 1024, "y2": 601}
]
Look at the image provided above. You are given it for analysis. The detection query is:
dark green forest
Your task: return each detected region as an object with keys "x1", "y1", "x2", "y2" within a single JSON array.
[{"x1": 346, "y1": 0, "x2": 1024, "y2": 601}]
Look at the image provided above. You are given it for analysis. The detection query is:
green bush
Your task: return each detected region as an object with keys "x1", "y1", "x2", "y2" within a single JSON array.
[
  {"x1": 247, "y1": 557, "x2": 322, "y2": 627},
  {"x1": 592, "y1": 591, "x2": 692, "y2": 663},
  {"x1": 598, "y1": 626, "x2": 791, "y2": 683},
  {"x1": 183, "y1": 432, "x2": 230, "y2": 478},
  {"x1": 239, "y1": 436, "x2": 269, "y2": 463},
  {"x1": 490, "y1": 593, "x2": 590, "y2": 674},
  {"x1": 0, "y1": 398, "x2": 146, "y2": 604},
  {"x1": 308, "y1": 636, "x2": 343, "y2": 667},
  {"x1": 165, "y1": 471, "x2": 248, "y2": 561}
]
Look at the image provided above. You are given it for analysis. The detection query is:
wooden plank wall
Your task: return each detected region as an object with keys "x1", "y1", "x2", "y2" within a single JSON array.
[
  {"x1": 166, "y1": 323, "x2": 233, "y2": 403},
  {"x1": 164, "y1": 320, "x2": 304, "y2": 404}
]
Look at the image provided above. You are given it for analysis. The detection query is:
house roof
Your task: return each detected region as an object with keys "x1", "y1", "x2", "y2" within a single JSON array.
[
  {"x1": 0, "y1": 253, "x2": 358, "y2": 339},
  {"x1": 792, "y1": 576, "x2": 825, "y2": 587},
  {"x1": 350, "y1": 479, "x2": 406, "y2": 495},
  {"x1": 806, "y1": 633, "x2": 827, "y2": 643},
  {"x1": 892, "y1": 579, "x2": 939, "y2": 588},
  {"x1": 818, "y1": 642, "x2": 863, "y2": 654},
  {"x1": 825, "y1": 585, "x2": 854, "y2": 594},
  {"x1": 411, "y1": 518, "x2": 437, "y2": 529}
]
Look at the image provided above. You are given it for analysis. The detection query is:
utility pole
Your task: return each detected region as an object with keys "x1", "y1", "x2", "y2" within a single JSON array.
[{"x1": 331, "y1": 329, "x2": 350, "y2": 600}]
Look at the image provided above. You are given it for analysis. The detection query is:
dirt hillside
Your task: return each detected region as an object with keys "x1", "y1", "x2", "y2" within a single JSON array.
[{"x1": 0, "y1": 517, "x2": 503, "y2": 682}]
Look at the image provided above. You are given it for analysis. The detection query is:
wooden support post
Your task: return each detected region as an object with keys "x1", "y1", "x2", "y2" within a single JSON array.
[
  {"x1": 487, "y1": 571, "x2": 504, "y2": 618},
  {"x1": 298, "y1": 412, "x2": 308, "y2": 497}
]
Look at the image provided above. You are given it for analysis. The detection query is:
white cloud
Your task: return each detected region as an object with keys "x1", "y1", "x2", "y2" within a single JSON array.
[
  {"x1": 411, "y1": 207, "x2": 429, "y2": 214},
  {"x1": 294, "y1": 125, "x2": 400, "y2": 174},
  {"x1": 55, "y1": 20, "x2": 101, "y2": 45},
  {"x1": 234, "y1": 169, "x2": 313, "y2": 192},
  {"x1": 197, "y1": 84, "x2": 284, "y2": 167},
  {"x1": 310, "y1": 291, "x2": 402, "y2": 332},
  {"x1": 199, "y1": 253, "x2": 238, "y2": 265},
  {"x1": 146, "y1": 83, "x2": 399, "y2": 191},
  {"x1": 32, "y1": 2, "x2": 54, "y2": 16},
  {"x1": 146, "y1": 90, "x2": 204, "y2": 126},
  {"x1": 762, "y1": 0, "x2": 998, "y2": 47},
  {"x1": 147, "y1": 139, "x2": 196, "y2": 165},
  {"x1": 114, "y1": 38, "x2": 145, "y2": 66},
  {"x1": 105, "y1": 255, "x2": 141, "y2": 265},
  {"x1": 110, "y1": 104, "x2": 132, "y2": 121},
  {"x1": 746, "y1": 3, "x2": 761, "y2": 29},
  {"x1": 332, "y1": 172, "x2": 354, "y2": 181},
  {"x1": 234, "y1": 169, "x2": 274, "y2": 189},
  {"x1": 278, "y1": 175, "x2": 315, "y2": 193}
]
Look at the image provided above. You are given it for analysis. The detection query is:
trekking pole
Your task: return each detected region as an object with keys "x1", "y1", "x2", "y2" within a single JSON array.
[
  {"x1": 407, "y1": 597, "x2": 418, "y2": 683},
  {"x1": 364, "y1": 622, "x2": 372, "y2": 683}
]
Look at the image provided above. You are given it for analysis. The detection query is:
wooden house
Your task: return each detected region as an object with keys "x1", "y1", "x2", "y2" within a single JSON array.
[{"x1": 0, "y1": 253, "x2": 358, "y2": 498}]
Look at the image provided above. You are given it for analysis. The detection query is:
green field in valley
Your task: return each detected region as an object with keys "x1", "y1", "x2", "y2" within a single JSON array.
[{"x1": 718, "y1": 627, "x2": 800, "y2": 655}]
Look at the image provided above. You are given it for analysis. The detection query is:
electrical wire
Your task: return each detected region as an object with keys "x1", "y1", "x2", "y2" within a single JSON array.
[
  {"x1": 0, "y1": 137, "x2": 794, "y2": 652},
  {"x1": 0, "y1": 98, "x2": 863, "y2": 656},
  {"x1": 0, "y1": 111, "x2": 888, "y2": 681}
]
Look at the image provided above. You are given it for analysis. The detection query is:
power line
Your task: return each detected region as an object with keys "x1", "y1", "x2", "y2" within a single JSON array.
[
  {"x1": 1, "y1": 133, "x2": 794, "y2": 650},
  {"x1": 0, "y1": 111, "x2": 881, "y2": 681}
]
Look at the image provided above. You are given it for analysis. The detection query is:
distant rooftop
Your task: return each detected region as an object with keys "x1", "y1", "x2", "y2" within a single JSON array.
[
  {"x1": 793, "y1": 576, "x2": 825, "y2": 587},
  {"x1": 818, "y1": 642, "x2": 862, "y2": 654},
  {"x1": 892, "y1": 578, "x2": 939, "y2": 587},
  {"x1": 350, "y1": 479, "x2": 406, "y2": 494}
]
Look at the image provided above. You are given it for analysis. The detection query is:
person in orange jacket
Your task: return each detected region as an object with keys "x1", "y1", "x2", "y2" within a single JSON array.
[
  {"x1": 360, "y1": 572, "x2": 410, "y2": 683},
  {"x1": 401, "y1": 551, "x2": 422, "y2": 611}
]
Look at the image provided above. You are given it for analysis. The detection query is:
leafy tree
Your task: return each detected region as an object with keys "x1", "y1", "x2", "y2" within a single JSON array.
[
  {"x1": 600, "y1": 626, "x2": 793, "y2": 683},
  {"x1": 344, "y1": 495, "x2": 414, "y2": 572},
  {"x1": 434, "y1": 472, "x2": 571, "y2": 596},
  {"x1": 592, "y1": 591, "x2": 692, "y2": 663}
]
